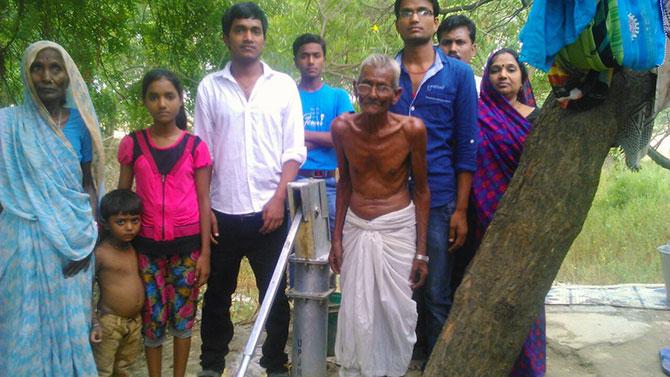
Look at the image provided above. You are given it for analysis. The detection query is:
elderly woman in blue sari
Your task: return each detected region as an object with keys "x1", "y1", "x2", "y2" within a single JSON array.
[
  {"x1": 0, "y1": 41, "x2": 104, "y2": 375},
  {"x1": 472, "y1": 48, "x2": 545, "y2": 377}
]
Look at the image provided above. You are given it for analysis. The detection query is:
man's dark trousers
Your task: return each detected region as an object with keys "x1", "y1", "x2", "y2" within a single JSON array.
[{"x1": 200, "y1": 210, "x2": 290, "y2": 374}]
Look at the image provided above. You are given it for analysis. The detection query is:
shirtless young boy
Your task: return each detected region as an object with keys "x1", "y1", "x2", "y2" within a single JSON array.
[
  {"x1": 329, "y1": 54, "x2": 430, "y2": 377},
  {"x1": 90, "y1": 189, "x2": 145, "y2": 377}
]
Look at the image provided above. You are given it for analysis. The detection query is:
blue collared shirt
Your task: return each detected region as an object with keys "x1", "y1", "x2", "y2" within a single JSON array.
[{"x1": 391, "y1": 48, "x2": 479, "y2": 208}]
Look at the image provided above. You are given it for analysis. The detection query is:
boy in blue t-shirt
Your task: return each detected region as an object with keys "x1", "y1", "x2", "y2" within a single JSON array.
[{"x1": 293, "y1": 33, "x2": 354, "y2": 232}]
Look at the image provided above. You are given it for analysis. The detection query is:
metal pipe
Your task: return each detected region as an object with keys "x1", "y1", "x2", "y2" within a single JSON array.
[
  {"x1": 235, "y1": 210, "x2": 303, "y2": 377},
  {"x1": 288, "y1": 287, "x2": 331, "y2": 377},
  {"x1": 288, "y1": 258, "x2": 332, "y2": 377},
  {"x1": 287, "y1": 179, "x2": 332, "y2": 377}
]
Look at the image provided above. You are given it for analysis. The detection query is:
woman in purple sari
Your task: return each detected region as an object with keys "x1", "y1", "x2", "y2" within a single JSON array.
[{"x1": 473, "y1": 48, "x2": 545, "y2": 377}]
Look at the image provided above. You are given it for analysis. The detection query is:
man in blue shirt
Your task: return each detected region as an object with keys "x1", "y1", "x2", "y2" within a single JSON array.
[
  {"x1": 293, "y1": 33, "x2": 355, "y2": 231},
  {"x1": 391, "y1": 0, "x2": 479, "y2": 359}
]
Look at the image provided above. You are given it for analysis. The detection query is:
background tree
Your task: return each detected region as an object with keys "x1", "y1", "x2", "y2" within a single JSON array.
[
  {"x1": 424, "y1": 69, "x2": 657, "y2": 376},
  {"x1": 2, "y1": 2, "x2": 666, "y2": 374},
  {"x1": 0, "y1": 0, "x2": 535, "y2": 134}
]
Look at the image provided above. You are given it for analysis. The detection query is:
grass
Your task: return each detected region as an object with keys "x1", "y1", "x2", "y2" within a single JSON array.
[
  {"x1": 555, "y1": 158, "x2": 670, "y2": 284},
  {"x1": 231, "y1": 260, "x2": 260, "y2": 323}
]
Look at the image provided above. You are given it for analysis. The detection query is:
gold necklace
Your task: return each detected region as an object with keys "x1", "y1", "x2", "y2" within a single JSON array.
[{"x1": 54, "y1": 108, "x2": 63, "y2": 128}]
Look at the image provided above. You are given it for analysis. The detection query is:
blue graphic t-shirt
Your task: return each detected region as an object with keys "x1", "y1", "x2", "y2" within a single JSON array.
[{"x1": 300, "y1": 84, "x2": 354, "y2": 170}]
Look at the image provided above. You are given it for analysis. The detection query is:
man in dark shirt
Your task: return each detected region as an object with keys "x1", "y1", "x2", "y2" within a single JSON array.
[
  {"x1": 391, "y1": 0, "x2": 479, "y2": 360},
  {"x1": 437, "y1": 14, "x2": 482, "y2": 94}
]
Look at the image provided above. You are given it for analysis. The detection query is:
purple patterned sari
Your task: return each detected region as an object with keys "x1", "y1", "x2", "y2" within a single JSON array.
[{"x1": 473, "y1": 51, "x2": 546, "y2": 377}]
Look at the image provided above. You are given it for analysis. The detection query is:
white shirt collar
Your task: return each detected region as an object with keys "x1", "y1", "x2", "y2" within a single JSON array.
[{"x1": 216, "y1": 60, "x2": 275, "y2": 83}]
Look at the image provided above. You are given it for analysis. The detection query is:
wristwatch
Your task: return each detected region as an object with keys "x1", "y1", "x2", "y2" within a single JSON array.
[{"x1": 414, "y1": 254, "x2": 429, "y2": 262}]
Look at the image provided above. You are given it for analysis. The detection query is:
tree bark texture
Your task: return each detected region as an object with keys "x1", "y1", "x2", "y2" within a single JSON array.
[{"x1": 424, "y1": 71, "x2": 656, "y2": 377}]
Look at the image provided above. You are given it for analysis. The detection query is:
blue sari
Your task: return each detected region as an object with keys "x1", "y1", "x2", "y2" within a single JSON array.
[{"x1": 0, "y1": 41, "x2": 103, "y2": 376}]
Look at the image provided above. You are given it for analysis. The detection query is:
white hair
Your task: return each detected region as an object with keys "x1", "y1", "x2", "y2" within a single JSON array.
[{"x1": 358, "y1": 54, "x2": 401, "y2": 88}]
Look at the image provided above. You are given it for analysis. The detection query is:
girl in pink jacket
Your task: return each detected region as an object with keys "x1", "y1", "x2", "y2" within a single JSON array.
[{"x1": 118, "y1": 69, "x2": 212, "y2": 377}]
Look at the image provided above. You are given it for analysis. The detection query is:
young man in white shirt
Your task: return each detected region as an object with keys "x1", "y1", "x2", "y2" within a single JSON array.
[{"x1": 194, "y1": 3, "x2": 306, "y2": 377}]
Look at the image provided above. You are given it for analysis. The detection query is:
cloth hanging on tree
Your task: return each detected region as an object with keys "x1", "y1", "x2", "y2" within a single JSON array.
[
  {"x1": 546, "y1": 0, "x2": 616, "y2": 110},
  {"x1": 607, "y1": 0, "x2": 665, "y2": 70},
  {"x1": 519, "y1": 0, "x2": 598, "y2": 71},
  {"x1": 520, "y1": 0, "x2": 665, "y2": 72}
]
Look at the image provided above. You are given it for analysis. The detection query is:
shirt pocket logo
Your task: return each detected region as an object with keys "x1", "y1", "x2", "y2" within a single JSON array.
[{"x1": 424, "y1": 85, "x2": 455, "y2": 105}]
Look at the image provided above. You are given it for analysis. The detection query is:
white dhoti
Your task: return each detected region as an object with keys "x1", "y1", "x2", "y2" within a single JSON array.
[{"x1": 335, "y1": 203, "x2": 418, "y2": 377}]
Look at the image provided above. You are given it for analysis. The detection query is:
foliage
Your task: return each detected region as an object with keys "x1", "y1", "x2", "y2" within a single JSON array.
[
  {"x1": 7, "y1": 0, "x2": 665, "y2": 284},
  {"x1": 0, "y1": 0, "x2": 231, "y2": 134},
  {"x1": 0, "y1": 0, "x2": 543, "y2": 133},
  {"x1": 556, "y1": 159, "x2": 670, "y2": 284}
]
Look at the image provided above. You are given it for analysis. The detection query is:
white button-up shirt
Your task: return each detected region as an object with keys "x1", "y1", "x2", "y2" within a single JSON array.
[{"x1": 194, "y1": 61, "x2": 306, "y2": 215}]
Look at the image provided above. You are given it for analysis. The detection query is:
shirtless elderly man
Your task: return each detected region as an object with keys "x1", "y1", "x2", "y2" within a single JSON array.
[{"x1": 329, "y1": 54, "x2": 430, "y2": 377}]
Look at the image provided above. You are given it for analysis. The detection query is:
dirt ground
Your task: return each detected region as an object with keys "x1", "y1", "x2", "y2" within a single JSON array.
[{"x1": 127, "y1": 303, "x2": 670, "y2": 377}]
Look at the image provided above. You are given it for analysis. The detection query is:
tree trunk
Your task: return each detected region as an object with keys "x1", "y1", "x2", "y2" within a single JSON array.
[{"x1": 424, "y1": 71, "x2": 656, "y2": 377}]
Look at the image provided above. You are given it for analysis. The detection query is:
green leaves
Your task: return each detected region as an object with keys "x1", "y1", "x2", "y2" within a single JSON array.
[{"x1": 0, "y1": 0, "x2": 545, "y2": 130}]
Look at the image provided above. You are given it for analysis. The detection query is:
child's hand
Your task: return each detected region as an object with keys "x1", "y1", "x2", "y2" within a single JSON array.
[
  {"x1": 195, "y1": 252, "x2": 211, "y2": 287},
  {"x1": 90, "y1": 324, "x2": 102, "y2": 343}
]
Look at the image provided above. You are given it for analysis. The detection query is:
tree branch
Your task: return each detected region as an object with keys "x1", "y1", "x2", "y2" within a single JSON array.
[
  {"x1": 485, "y1": 3, "x2": 530, "y2": 33},
  {"x1": 652, "y1": 128, "x2": 670, "y2": 149},
  {"x1": 316, "y1": 0, "x2": 328, "y2": 38},
  {"x1": 440, "y1": 0, "x2": 497, "y2": 14},
  {"x1": 440, "y1": 0, "x2": 533, "y2": 22},
  {"x1": 95, "y1": 49, "x2": 129, "y2": 102},
  {"x1": 0, "y1": 0, "x2": 25, "y2": 54},
  {"x1": 0, "y1": 0, "x2": 26, "y2": 86},
  {"x1": 648, "y1": 146, "x2": 670, "y2": 170}
]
